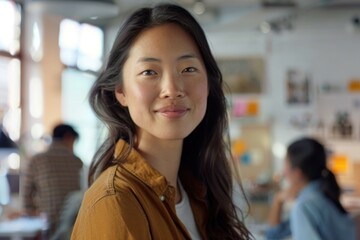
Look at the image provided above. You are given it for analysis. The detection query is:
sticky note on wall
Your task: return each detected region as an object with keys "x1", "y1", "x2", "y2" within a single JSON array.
[
  {"x1": 348, "y1": 79, "x2": 360, "y2": 92},
  {"x1": 329, "y1": 154, "x2": 349, "y2": 174},
  {"x1": 232, "y1": 139, "x2": 246, "y2": 156},
  {"x1": 233, "y1": 100, "x2": 247, "y2": 117},
  {"x1": 247, "y1": 101, "x2": 259, "y2": 116},
  {"x1": 232, "y1": 99, "x2": 259, "y2": 117}
]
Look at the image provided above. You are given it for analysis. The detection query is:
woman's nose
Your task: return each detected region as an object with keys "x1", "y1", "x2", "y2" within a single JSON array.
[{"x1": 159, "y1": 74, "x2": 185, "y2": 99}]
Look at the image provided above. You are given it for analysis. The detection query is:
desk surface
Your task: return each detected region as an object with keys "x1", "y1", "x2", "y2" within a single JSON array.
[{"x1": 0, "y1": 217, "x2": 48, "y2": 237}]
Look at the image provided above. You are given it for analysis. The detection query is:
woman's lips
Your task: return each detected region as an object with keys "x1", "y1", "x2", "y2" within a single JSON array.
[{"x1": 155, "y1": 106, "x2": 189, "y2": 118}]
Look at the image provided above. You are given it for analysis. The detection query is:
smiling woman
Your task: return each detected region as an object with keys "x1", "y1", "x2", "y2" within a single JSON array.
[
  {"x1": 71, "y1": 4, "x2": 252, "y2": 240},
  {"x1": 116, "y1": 23, "x2": 208, "y2": 142}
]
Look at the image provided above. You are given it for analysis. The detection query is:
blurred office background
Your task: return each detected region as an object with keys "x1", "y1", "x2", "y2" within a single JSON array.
[{"x1": 1, "y1": 0, "x2": 360, "y2": 238}]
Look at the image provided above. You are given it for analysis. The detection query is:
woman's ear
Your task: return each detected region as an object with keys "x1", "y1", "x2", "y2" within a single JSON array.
[{"x1": 115, "y1": 87, "x2": 127, "y2": 107}]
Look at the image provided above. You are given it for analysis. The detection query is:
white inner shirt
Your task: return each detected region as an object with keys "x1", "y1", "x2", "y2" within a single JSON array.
[{"x1": 175, "y1": 181, "x2": 201, "y2": 240}]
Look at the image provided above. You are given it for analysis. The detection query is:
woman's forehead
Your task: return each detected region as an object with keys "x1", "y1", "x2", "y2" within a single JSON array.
[{"x1": 127, "y1": 23, "x2": 203, "y2": 61}]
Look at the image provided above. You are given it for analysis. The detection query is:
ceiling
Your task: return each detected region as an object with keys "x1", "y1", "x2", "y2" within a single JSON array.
[
  {"x1": 23, "y1": 0, "x2": 360, "y2": 33},
  {"x1": 99, "y1": 0, "x2": 360, "y2": 31}
]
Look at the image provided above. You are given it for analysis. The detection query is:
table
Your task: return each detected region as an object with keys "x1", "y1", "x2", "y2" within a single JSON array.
[{"x1": 0, "y1": 217, "x2": 48, "y2": 240}]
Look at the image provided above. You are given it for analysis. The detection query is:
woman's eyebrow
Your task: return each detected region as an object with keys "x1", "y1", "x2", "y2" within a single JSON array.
[
  {"x1": 177, "y1": 54, "x2": 198, "y2": 61},
  {"x1": 136, "y1": 54, "x2": 199, "y2": 63},
  {"x1": 137, "y1": 57, "x2": 161, "y2": 63}
]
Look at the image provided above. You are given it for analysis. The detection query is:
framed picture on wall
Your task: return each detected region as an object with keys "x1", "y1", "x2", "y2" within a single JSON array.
[
  {"x1": 286, "y1": 69, "x2": 311, "y2": 105},
  {"x1": 217, "y1": 57, "x2": 265, "y2": 95}
]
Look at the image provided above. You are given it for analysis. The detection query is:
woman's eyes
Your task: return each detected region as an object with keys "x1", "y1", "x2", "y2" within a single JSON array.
[
  {"x1": 141, "y1": 70, "x2": 157, "y2": 76},
  {"x1": 139, "y1": 67, "x2": 198, "y2": 76},
  {"x1": 182, "y1": 67, "x2": 198, "y2": 73}
]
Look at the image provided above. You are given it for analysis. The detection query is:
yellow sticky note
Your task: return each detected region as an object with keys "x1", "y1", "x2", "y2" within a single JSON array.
[
  {"x1": 329, "y1": 154, "x2": 348, "y2": 174},
  {"x1": 348, "y1": 79, "x2": 360, "y2": 92},
  {"x1": 247, "y1": 101, "x2": 259, "y2": 116},
  {"x1": 232, "y1": 139, "x2": 246, "y2": 156}
]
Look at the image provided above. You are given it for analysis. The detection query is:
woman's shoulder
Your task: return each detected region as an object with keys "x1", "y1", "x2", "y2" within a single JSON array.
[
  {"x1": 81, "y1": 164, "x2": 137, "y2": 210},
  {"x1": 72, "y1": 164, "x2": 151, "y2": 239},
  {"x1": 290, "y1": 190, "x2": 326, "y2": 224},
  {"x1": 294, "y1": 190, "x2": 326, "y2": 211},
  {"x1": 292, "y1": 189, "x2": 346, "y2": 221}
]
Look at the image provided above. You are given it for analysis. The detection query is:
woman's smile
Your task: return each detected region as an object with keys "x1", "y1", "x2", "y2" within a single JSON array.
[{"x1": 155, "y1": 105, "x2": 189, "y2": 119}]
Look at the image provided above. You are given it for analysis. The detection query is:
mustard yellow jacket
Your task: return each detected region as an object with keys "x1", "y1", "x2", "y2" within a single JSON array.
[{"x1": 71, "y1": 140, "x2": 208, "y2": 239}]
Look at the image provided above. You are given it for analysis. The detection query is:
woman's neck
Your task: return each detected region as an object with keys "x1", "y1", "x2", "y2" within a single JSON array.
[
  {"x1": 292, "y1": 178, "x2": 309, "y2": 197},
  {"x1": 136, "y1": 137, "x2": 183, "y2": 196}
]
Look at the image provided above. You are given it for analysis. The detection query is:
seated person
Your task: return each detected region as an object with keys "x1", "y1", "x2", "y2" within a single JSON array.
[{"x1": 266, "y1": 137, "x2": 357, "y2": 240}]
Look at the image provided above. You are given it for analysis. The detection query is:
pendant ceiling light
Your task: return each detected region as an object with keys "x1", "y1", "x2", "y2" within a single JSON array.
[{"x1": 25, "y1": 0, "x2": 119, "y2": 20}]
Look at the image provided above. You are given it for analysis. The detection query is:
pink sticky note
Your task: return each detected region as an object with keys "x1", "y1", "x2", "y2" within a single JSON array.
[{"x1": 233, "y1": 100, "x2": 247, "y2": 117}]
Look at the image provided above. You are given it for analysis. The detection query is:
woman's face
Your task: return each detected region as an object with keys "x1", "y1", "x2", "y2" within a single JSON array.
[
  {"x1": 283, "y1": 156, "x2": 302, "y2": 187},
  {"x1": 116, "y1": 23, "x2": 208, "y2": 143}
]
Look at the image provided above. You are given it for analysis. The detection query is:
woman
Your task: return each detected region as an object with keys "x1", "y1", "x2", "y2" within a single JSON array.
[
  {"x1": 267, "y1": 137, "x2": 356, "y2": 240},
  {"x1": 71, "y1": 4, "x2": 251, "y2": 240}
]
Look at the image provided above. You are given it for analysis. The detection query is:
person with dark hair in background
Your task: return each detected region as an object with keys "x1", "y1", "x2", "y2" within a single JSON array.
[
  {"x1": 266, "y1": 137, "x2": 356, "y2": 240},
  {"x1": 71, "y1": 3, "x2": 251, "y2": 240},
  {"x1": 22, "y1": 123, "x2": 83, "y2": 236}
]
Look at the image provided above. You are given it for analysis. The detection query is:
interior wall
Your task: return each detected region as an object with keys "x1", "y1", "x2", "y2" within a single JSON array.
[
  {"x1": 104, "y1": 8, "x2": 360, "y2": 176},
  {"x1": 207, "y1": 10, "x2": 360, "y2": 174}
]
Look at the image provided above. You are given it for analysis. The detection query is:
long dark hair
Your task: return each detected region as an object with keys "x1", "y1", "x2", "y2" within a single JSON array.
[
  {"x1": 287, "y1": 137, "x2": 347, "y2": 214},
  {"x1": 88, "y1": 3, "x2": 251, "y2": 239}
]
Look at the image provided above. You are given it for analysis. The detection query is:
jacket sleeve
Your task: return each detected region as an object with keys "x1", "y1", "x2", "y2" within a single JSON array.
[{"x1": 71, "y1": 192, "x2": 151, "y2": 240}]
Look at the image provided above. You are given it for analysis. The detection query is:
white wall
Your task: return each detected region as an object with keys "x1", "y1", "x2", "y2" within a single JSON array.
[{"x1": 207, "y1": 8, "x2": 360, "y2": 173}]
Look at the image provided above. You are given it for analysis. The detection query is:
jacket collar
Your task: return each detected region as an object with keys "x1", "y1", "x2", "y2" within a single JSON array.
[
  {"x1": 114, "y1": 139, "x2": 207, "y2": 201},
  {"x1": 114, "y1": 139, "x2": 169, "y2": 198},
  {"x1": 298, "y1": 179, "x2": 321, "y2": 201},
  {"x1": 114, "y1": 139, "x2": 208, "y2": 239}
]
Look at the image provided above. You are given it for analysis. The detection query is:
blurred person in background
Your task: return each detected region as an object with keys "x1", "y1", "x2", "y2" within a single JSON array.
[
  {"x1": 266, "y1": 137, "x2": 356, "y2": 240},
  {"x1": 22, "y1": 123, "x2": 83, "y2": 236},
  {"x1": 0, "y1": 123, "x2": 18, "y2": 215}
]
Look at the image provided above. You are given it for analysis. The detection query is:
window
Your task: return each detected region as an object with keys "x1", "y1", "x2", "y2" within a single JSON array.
[
  {"x1": 59, "y1": 19, "x2": 104, "y2": 166},
  {"x1": 0, "y1": 58, "x2": 21, "y2": 141},
  {"x1": 0, "y1": 1, "x2": 21, "y2": 56},
  {"x1": 59, "y1": 19, "x2": 104, "y2": 72},
  {"x1": 0, "y1": 0, "x2": 22, "y2": 142},
  {"x1": 61, "y1": 68, "x2": 101, "y2": 165},
  {"x1": 0, "y1": 0, "x2": 22, "y2": 173}
]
